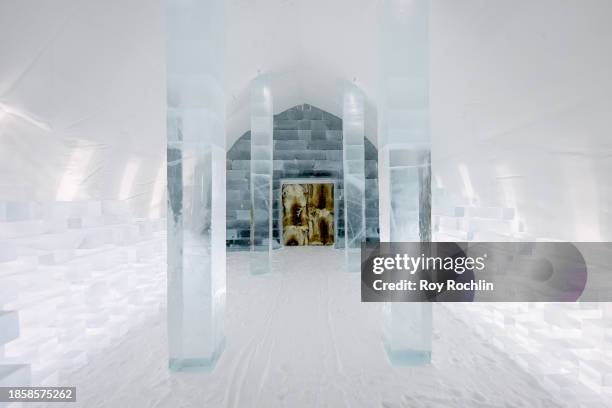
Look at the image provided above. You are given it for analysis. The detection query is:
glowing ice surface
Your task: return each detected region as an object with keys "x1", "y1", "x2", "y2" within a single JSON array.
[
  {"x1": 378, "y1": 0, "x2": 432, "y2": 365},
  {"x1": 250, "y1": 75, "x2": 273, "y2": 275},
  {"x1": 342, "y1": 83, "x2": 366, "y2": 273},
  {"x1": 166, "y1": 0, "x2": 226, "y2": 370}
]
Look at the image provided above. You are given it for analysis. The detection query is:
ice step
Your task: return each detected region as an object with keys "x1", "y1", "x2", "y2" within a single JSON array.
[
  {"x1": 579, "y1": 359, "x2": 612, "y2": 391},
  {"x1": 435, "y1": 215, "x2": 468, "y2": 232},
  {"x1": 0, "y1": 364, "x2": 31, "y2": 387},
  {"x1": 0, "y1": 258, "x2": 37, "y2": 277},
  {"x1": 0, "y1": 311, "x2": 19, "y2": 346},
  {"x1": 0, "y1": 220, "x2": 45, "y2": 239},
  {"x1": 471, "y1": 231, "x2": 517, "y2": 242},
  {"x1": 468, "y1": 217, "x2": 515, "y2": 234},
  {"x1": 459, "y1": 206, "x2": 515, "y2": 220},
  {"x1": 434, "y1": 230, "x2": 471, "y2": 242},
  {"x1": 0, "y1": 201, "x2": 42, "y2": 222},
  {"x1": 68, "y1": 215, "x2": 164, "y2": 233},
  {"x1": 67, "y1": 213, "x2": 138, "y2": 229},
  {"x1": 67, "y1": 214, "x2": 132, "y2": 228},
  {"x1": 101, "y1": 200, "x2": 131, "y2": 216},
  {"x1": 63, "y1": 235, "x2": 164, "y2": 271},
  {"x1": 0, "y1": 241, "x2": 16, "y2": 263},
  {"x1": 37, "y1": 249, "x2": 76, "y2": 265},
  {"x1": 134, "y1": 218, "x2": 160, "y2": 239},
  {"x1": 13, "y1": 230, "x2": 84, "y2": 251},
  {"x1": 43, "y1": 201, "x2": 102, "y2": 219},
  {"x1": 79, "y1": 224, "x2": 141, "y2": 248},
  {"x1": 11, "y1": 222, "x2": 155, "y2": 255}
]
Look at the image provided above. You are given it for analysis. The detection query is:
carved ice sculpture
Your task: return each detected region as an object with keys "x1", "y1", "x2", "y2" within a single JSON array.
[
  {"x1": 250, "y1": 74, "x2": 274, "y2": 274},
  {"x1": 166, "y1": 0, "x2": 226, "y2": 370},
  {"x1": 379, "y1": 0, "x2": 433, "y2": 365},
  {"x1": 343, "y1": 83, "x2": 366, "y2": 272}
]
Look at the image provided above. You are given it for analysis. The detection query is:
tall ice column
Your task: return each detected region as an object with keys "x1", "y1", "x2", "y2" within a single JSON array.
[
  {"x1": 249, "y1": 75, "x2": 274, "y2": 274},
  {"x1": 166, "y1": 0, "x2": 226, "y2": 370},
  {"x1": 378, "y1": 0, "x2": 433, "y2": 365},
  {"x1": 343, "y1": 83, "x2": 366, "y2": 273}
]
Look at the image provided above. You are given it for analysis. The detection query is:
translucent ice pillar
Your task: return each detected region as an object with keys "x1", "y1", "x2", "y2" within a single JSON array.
[
  {"x1": 343, "y1": 83, "x2": 366, "y2": 273},
  {"x1": 166, "y1": 0, "x2": 226, "y2": 370},
  {"x1": 249, "y1": 75, "x2": 273, "y2": 274},
  {"x1": 379, "y1": 0, "x2": 432, "y2": 365}
]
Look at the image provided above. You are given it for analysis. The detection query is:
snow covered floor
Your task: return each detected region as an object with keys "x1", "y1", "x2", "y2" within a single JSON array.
[{"x1": 35, "y1": 246, "x2": 608, "y2": 408}]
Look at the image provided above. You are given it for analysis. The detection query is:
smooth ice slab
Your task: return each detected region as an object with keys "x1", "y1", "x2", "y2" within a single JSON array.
[
  {"x1": 0, "y1": 364, "x2": 31, "y2": 387},
  {"x1": 0, "y1": 311, "x2": 19, "y2": 346},
  {"x1": 343, "y1": 83, "x2": 366, "y2": 272}
]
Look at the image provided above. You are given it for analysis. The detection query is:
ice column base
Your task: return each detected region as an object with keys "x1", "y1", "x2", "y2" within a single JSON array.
[
  {"x1": 250, "y1": 248, "x2": 271, "y2": 275},
  {"x1": 383, "y1": 303, "x2": 432, "y2": 366},
  {"x1": 168, "y1": 339, "x2": 225, "y2": 371}
]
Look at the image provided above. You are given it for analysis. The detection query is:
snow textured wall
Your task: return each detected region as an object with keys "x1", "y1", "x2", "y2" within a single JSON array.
[
  {"x1": 0, "y1": 0, "x2": 166, "y2": 217},
  {"x1": 430, "y1": 0, "x2": 612, "y2": 242},
  {"x1": 0, "y1": 0, "x2": 167, "y2": 386}
]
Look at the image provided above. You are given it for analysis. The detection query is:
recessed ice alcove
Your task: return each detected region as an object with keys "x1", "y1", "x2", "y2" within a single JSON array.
[{"x1": 226, "y1": 104, "x2": 380, "y2": 250}]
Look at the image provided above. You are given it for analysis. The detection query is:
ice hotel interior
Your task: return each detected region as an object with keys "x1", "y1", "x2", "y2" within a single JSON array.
[{"x1": 1, "y1": 0, "x2": 612, "y2": 407}]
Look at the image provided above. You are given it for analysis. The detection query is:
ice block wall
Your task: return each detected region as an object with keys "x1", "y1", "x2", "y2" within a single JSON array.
[
  {"x1": 250, "y1": 75, "x2": 273, "y2": 274},
  {"x1": 378, "y1": 0, "x2": 432, "y2": 365},
  {"x1": 343, "y1": 84, "x2": 366, "y2": 272},
  {"x1": 166, "y1": 0, "x2": 226, "y2": 370},
  {"x1": 226, "y1": 105, "x2": 380, "y2": 250},
  {"x1": 0, "y1": 311, "x2": 31, "y2": 392}
]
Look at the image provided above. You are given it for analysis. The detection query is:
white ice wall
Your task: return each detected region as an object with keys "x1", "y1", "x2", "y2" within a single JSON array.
[
  {"x1": 429, "y1": 3, "x2": 612, "y2": 398},
  {"x1": 0, "y1": 1, "x2": 168, "y2": 385},
  {"x1": 0, "y1": 0, "x2": 166, "y2": 217},
  {"x1": 430, "y1": 0, "x2": 612, "y2": 242}
]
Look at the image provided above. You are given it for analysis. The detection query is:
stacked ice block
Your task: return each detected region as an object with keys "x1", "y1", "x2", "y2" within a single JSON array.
[
  {"x1": 0, "y1": 198, "x2": 165, "y2": 385},
  {"x1": 0, "y1": 311, "x2": 31, "y2": 397},
  {"x1": 433, "y1": 195, "x2": 519, "y2": 242}
]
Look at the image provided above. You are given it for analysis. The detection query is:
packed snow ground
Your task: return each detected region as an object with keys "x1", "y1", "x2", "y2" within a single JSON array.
[{"x1": 33, "y1": 247, "x2": 609, "y2": 408}]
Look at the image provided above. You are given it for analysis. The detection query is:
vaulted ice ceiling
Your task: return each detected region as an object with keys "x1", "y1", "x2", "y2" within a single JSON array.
[
  {"x1": 0, "y1": 0, "x2": 166, "y2": 215},
  {"x1": 225, "y1": 0, "x2": 380, "y2": 147},
  {"x1": 1, "y1": 0, "x2": 612, "y2": 241}
]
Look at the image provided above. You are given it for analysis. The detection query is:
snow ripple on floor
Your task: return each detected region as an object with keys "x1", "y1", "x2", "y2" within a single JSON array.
[{"x1": 44, "y1": 247, "x2": 608, "y2": 407}]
